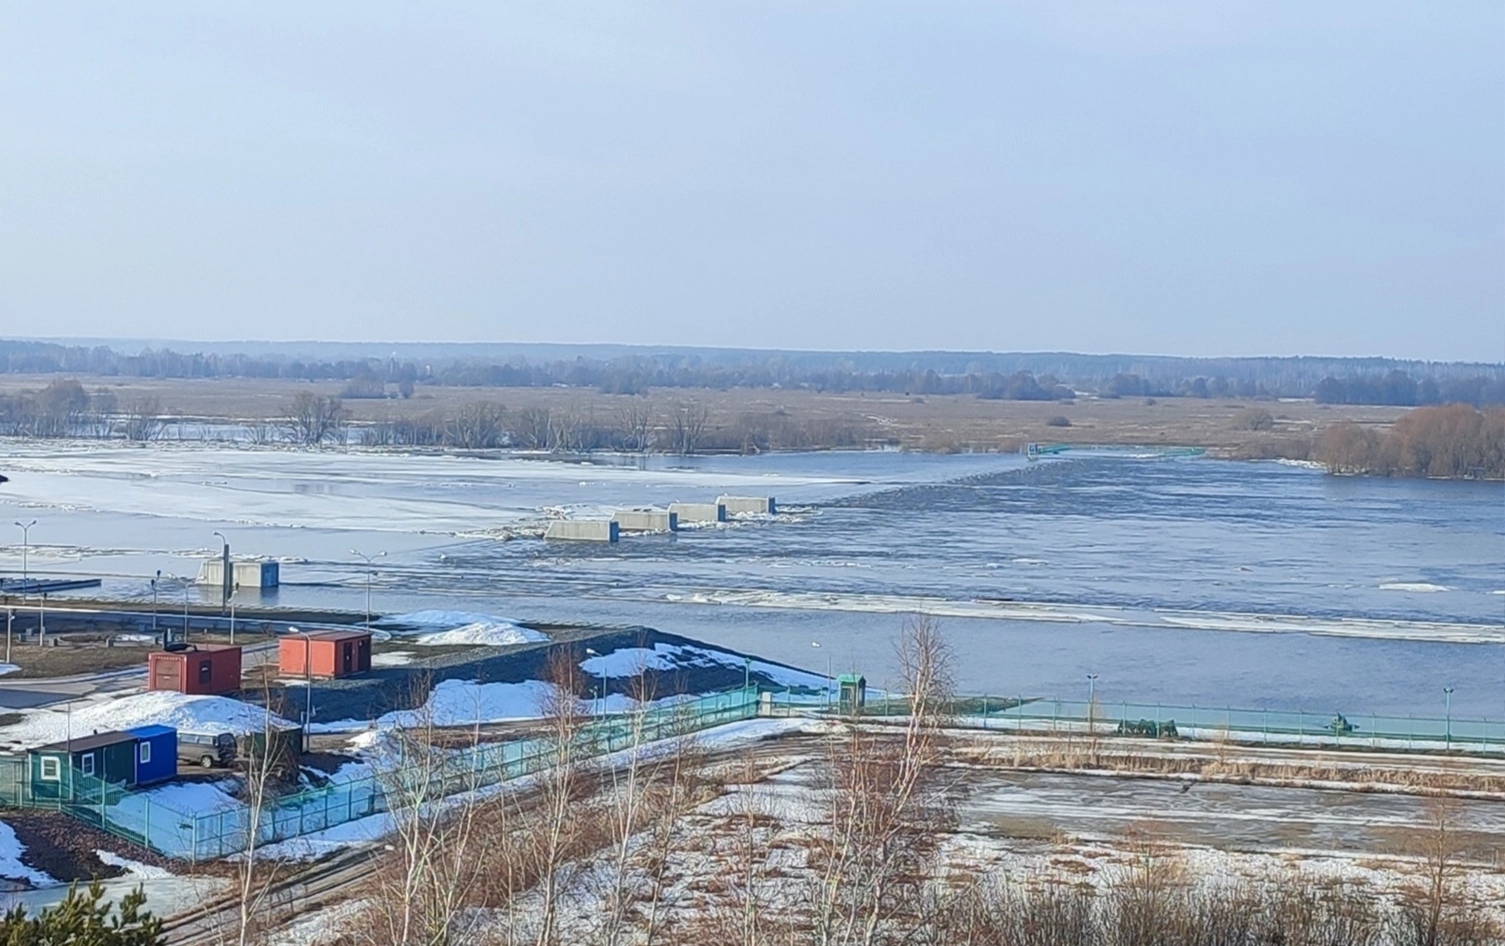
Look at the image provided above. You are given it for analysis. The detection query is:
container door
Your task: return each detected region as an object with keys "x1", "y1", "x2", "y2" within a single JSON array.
[
  {"x1": 357, "y1": 638, "x2": 370, "y2": 671},
  {"x1": 153, "y1": 657, "x2": 181, "y2": 691},
  {"x1": 342, "y1": 642, "x2": 352, "y2": 674}
]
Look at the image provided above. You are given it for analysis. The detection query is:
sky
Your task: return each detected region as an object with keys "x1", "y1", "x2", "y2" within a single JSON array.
[{"x1": 1, "y1": 2, "x2": 1501, "y2": 361}]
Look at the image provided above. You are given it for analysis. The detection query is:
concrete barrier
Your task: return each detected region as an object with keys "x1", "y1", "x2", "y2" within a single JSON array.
[
  {"x1": 544, "y1": 520, "x2": 620, "y2": 543},
  {"x1": 612, "y1": 509, "x2": 678, "y2": 533},
  {"x1": 668, "y1": 502, "x2": 726, "y2": 524},
  {"x1": 717, "y1": 495, "x2": 777, "y2": 516}
]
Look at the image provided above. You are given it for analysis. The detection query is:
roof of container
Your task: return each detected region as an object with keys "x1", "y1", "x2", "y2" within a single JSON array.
[
  {"x1": 289, "y1": 629, "x2": 371, "y2": 642},
  {"x1": 154, "y1": 645, "x2": 242, "y2": 657},
  {"x1": 126, "y1": 725, "x2": 176, "y2": 739},
  {"x1": 35, "y1": 731, "x2": 136, "y2": 753}
]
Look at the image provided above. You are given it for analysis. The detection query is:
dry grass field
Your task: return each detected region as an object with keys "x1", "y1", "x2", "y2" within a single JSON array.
[{"x1": 0, "y1": 373, "x2": 1406, "y2": 455}]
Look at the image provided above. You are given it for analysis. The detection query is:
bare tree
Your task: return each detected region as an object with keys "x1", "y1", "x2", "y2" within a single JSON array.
[
  {"x1": 286, "y1": 392, "x2": 347, "y2": 446},
  {"x1": 355, "y1": 675, "x2": 489, "y2": 946},
  {"x1": 669, "y1": 401, "x2": 710, "y2": 456},
  {"x1": 514, "y1": 407, "x2": 553, "y2": 450},
  {"x1": 808, "y1": 616, "x2": 956, "y2": 946},
  {"x1": 617, "y1": 402, "x2": 657, "y2": 453},
  {"x1": 529, "y1": 647, "x2": 589, "y2": 945},
  {"x1": 121, "y1": 396, "x2": 166, "y2": 442},
  {"x1": 448, "y1": 400, "x2": 507, "y2": 449}
]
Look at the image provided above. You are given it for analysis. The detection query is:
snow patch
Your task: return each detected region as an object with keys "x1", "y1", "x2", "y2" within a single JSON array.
[
  {"x1": 95, "y1": 850, "x2": 172, "y2": 879},
  {"x1": 0, "y1": 664, "x2": 19, "y2": 677},
  {"x1": 0, "y1": 691, "x2": 298, "y2": 750},
  {"x1": 1379, "y1": 582, "x2": 1450, "y2": 594},
  {"x1": 0, "y1": 821, "x2": 54, "y2": 886},
  {"x1": 381, "y1": 610, "x2": 548, "y2": 647}
]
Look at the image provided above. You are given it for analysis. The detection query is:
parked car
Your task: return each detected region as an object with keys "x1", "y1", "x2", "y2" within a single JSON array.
[{"x1": 178, "y1": 731, "x2": 237, "y2": 768}]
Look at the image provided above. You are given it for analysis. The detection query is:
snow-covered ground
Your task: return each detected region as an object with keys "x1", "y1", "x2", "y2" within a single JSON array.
[
  {"x1": 0, "y1": 821, "x2": 55, "y2": 887},
  {"x1": 0, "y1": 690, "x2": 299, "y2": 750},
  {"x1": 379, "y1": 610, "x2": 550, "y2": 647}
]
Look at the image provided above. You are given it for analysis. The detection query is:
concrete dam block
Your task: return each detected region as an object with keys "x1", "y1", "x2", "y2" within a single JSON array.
[
  {"x1": 611, "y1": 509, "x2": 678, "y2": 533},
  {"x1": 668, "y1": 501, "x2": 727, "y2": 524},
  {"x1": 717, "y1": 495, "x2": 777, "y2": 516},
  {"x1": 544, "y1": 520, "x2": 620, "y2": 542}
]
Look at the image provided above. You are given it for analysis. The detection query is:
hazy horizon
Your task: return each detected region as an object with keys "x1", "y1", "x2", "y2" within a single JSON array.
[{"x1": 3, "y1": 2, "x2": 1501, "y2": 361}]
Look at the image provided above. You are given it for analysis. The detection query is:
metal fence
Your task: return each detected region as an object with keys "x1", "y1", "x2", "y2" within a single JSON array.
[
  {"x1": 2, "y1": 687, "x2": 760, "y2": 861},
  {"x1": 852, "y1": 695, "x2": 1505, "y2": 753}
]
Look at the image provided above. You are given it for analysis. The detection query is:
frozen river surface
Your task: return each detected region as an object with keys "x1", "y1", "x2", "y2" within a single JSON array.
[{"x1": 0, "y1": 442, "x2": 1500, "y2": 716}]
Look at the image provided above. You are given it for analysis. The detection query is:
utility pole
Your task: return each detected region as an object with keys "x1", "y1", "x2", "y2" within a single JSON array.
[
  {"x1": 13, "y1": 520, "x2": 36, "y2": 585},
  {"x1": 5, "y1": 608, "x2": 11, "y2": 664},
  {"x1": 213, "y1": 531, "x2": 231, "y2": 614},
  {"x1": 151, "y1": 570, "x2": 160, "y2": 640},
  {"x1": 350, "y1": 549, "x2": 385, "y2": 629},
  {"x1": 1444, "y1": 686, "x2": 1455, "y2": 752},
  {"x1": 38, "y1": 593, "x2": 46, "y2": 648}
]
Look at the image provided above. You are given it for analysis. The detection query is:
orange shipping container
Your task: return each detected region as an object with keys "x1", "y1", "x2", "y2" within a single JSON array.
[
  {"x1": 278, "y1": 631, "x2": 372, "y2": 679},
  {"x1": 148, "y1": 646, "x2": 243, "y2": 695}
]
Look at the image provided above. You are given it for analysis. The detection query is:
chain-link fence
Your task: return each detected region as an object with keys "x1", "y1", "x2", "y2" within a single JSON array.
[{"x1": 0, "y1": 687, "x2": 759, "y2": 861}]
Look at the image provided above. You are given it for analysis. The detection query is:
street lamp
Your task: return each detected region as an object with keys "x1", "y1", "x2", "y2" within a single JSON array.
[
  {"x1": 585, "y1": 648, "x2": 607, "y2": 716},
  {"x1": 1444, "y1": 686, "x2": 1455, "y2": 751},
  {"x1": 350, "y1": 550, "x2": 386, "y2": 629},
  {"x1": 13, "y1": 520, "x2": 36, "y2": 584},
  {"x1": 290, "y1": 625, "x2": 313, "y2": 751},
  {"x1": 1086, "y1": 674, "x2": 1100, "y2": 735},
  {"x1": 150, "y1": 569, "x2": 161, "y2": 638},
  {"x1": 212, "y1": 531, "x2": 230, "y2": 613},
  {"x1": 812, "y1": 641, "x2": 831, "y2": 707}
]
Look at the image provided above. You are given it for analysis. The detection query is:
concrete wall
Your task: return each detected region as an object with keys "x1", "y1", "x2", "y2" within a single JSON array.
[
  {"x1": 544, "y1": 520, "x2": 620, "y2": 543},
  {"x1": 611, "y1": 509, "x2": 678, "y2": 533},
  {"x1": 668, "y1": 502, "x2": 726, "y2": 524},
  {"x1": 198, "y1": 560, "x2": 280, "y2": 589},
  {"x1": 718, "y1": 495, "x2": 777, "y2": 515}
]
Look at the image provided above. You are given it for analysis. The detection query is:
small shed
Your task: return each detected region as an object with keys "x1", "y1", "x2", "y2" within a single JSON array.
[
  {"x1": 837, "y1": 673, "x2": 867, "y2": 716},
  {"x1": 279, "y1": 630, "x2": 372, "y2": 679},
  {"x1": 125, "y1": 725, "x2": 177, "y2": 785},
  {"x1": 148, "y1": 646, "x2": 243, "y2": 695},
  {"x1": 29, "y1": 732, "x2": 138, "y2": 800}
]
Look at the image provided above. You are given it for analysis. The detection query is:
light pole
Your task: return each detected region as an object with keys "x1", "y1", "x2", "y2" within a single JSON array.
[
  {"x1": 13, "y1": 520, "x2": 36, "y2": 585},
  {"x1": 212, "y1": 531, "x2": 231, "y2": 613},
  {"x1": 150, "y1": 570, "x2": 161, "y2": 639},
  {"x1": 585, "y1": 648, "x2": 607, "y2": 715},
  {"x1": 812, "y1": 641, "x2": 831, "y2": 708},
  {"x1": 228, "y1": 582, "x2": 238, "y2": 645},
  {"x1": 291, "y1": 626, "x2": 313, "y2": 750},
  {"x1": 1444, "y1": 686, "x2": 1455, "y2": 751},
  {"x1": 1087, "y1": 674, "x2": 1100, "y2": 735},
  {"x1": 350, "y1": 550, "x2": 386, "y2": 629},
  {"x1": 5, "y1": 607, "x2": 11, "y2": 664}
]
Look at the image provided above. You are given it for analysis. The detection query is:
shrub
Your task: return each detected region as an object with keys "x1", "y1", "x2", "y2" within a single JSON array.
[{"x1": 1045, "y1": 415, "x2": 1072, "y2": 428}]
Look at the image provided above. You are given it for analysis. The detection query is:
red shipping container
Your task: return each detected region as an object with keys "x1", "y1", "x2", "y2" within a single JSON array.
[
  {"x1": 147, "y1": 646, "x2": 243, "y2": 695},
  {"x1": 279, "y1": 631, "x2": 372, "y2": 679}
]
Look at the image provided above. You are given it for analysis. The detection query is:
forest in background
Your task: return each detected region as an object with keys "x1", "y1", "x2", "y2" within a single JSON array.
[{"x1": 1, "y1": 338, "x2": 1502, "y2": 406}]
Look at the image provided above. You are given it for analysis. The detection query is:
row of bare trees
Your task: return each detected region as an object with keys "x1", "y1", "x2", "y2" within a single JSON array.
[
  {"x1": 0, "y1": 379, "x2": 167, "y2": 441},
  {"x1": 1315, "y1": 404, "x2": 1505, "y2": 478},
  {"x1": 362, "y1": 400, "x2": 873, "y2": 454}
]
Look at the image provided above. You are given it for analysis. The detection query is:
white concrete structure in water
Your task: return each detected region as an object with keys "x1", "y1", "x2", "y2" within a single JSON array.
[
  {"x1": 718, "y1": 495, "x2": 777, "y2": 515},
  {"x1": 198, "y1": 559, "x2": 280, "y2": 589},
  {"x1": 611, "y1": 509, "x2": 678, "y2": 533},
  {"x1": 544, "y1": 520, "x2": 620, "y2": 543},
  {"x1": 668, "y1": 501, "x2": 727, "y2": 524}
]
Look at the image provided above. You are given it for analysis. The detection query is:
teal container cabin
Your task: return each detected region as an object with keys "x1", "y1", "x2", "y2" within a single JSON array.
[{"x1": 28, "y1": 731, "x2": 138, "y2": 801}]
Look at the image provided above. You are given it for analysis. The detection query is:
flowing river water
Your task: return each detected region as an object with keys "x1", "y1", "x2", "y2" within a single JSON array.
[{"x1": 0, "y1": 443, "x2": 1500, "y2": 716}]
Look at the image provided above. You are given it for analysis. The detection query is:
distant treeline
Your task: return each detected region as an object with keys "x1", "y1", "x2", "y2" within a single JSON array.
[
  {"x1": 1, "y1": 338, "x2": 1502, "y2": 405},
  {"x1": 1313, "y1": 404, "x2": 1505, "y2": 479}
]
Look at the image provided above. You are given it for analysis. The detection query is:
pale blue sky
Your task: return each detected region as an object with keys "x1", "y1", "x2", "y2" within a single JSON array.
[{"x1": 1, "y1": 2, "x2": 1500, "y2": 360}]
